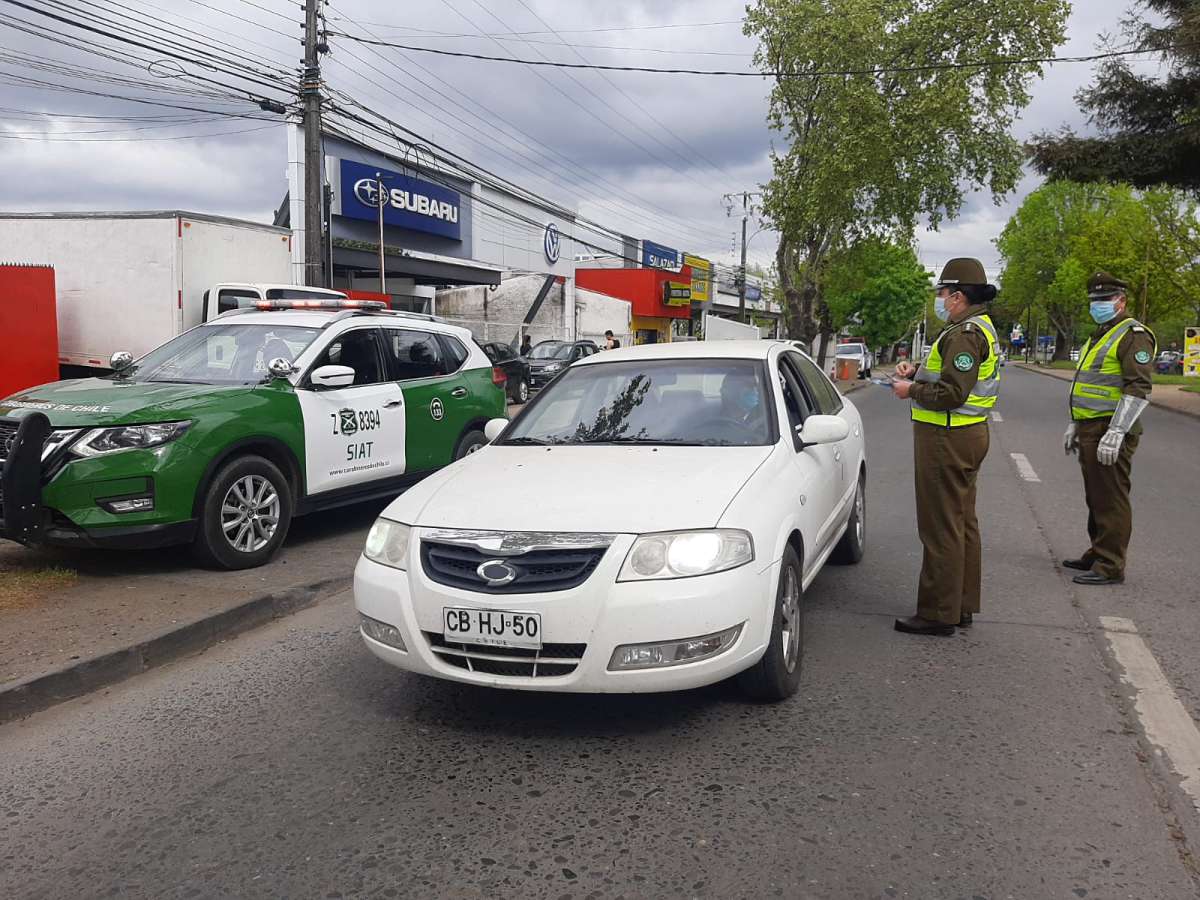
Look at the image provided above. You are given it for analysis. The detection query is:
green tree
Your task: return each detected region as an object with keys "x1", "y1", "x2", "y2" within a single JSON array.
[
  {"x1": 997, "y1": 181, "x2": 1200, "y2": 358},
  {"x1": 745, "y1": 0, "x2": 1068, "y2": 363},
  {"x1": 824, "y1": 239, "x2": 931, "y2": 351},
  {"x1": 1029, "y1": 1, "x2": 1200, "y2": 191}
]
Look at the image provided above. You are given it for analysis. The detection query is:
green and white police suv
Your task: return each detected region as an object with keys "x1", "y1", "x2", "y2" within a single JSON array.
[{"x1": 0, "y1": 300, "x2": 506, "y2": 569}]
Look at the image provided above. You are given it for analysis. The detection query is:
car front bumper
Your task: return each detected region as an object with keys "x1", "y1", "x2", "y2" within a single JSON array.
[
  {"x1": 527, "y1": 368, "x2": 563, "y2": 390},
  {"x1": 353, "y1": 535, "x2": 777, "y2": 693}
]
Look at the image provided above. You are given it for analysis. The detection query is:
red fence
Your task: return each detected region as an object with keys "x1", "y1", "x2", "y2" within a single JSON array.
[{"x1": 0, "y1": 264, "x2": 59, "y2": 398}]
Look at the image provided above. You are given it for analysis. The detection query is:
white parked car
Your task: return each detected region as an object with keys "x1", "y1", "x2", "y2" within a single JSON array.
[
  {"x1": 355, "y1": 340, "x2": 867, "y2": 701},
  {"x1": 828, "y1": 342, "x2": 874, "y2": 380}
]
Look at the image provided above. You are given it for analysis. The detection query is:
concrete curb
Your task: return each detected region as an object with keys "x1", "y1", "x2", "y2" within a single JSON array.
[
  {"x1": 1013, "y1": 363, "x2": 1200, "y2": 423},
  {"x1": 0, "y1": 575, "x2": 349, "y2": 724}
]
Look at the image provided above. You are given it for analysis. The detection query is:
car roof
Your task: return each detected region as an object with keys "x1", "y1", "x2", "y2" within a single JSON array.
[
  {"x1": 221, "y1": 284, "x2": 347, "y2": 294},
  {"x1": 575, "y1": 340, "x2": 777, "y2": 366},
  {"x1": 205, "y1": 310, "x2": 476, "y2": 342}
]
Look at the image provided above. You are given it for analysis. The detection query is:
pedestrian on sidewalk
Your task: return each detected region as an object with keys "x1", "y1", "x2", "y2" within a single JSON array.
[
  {"x1": 1062, "y1": 272, "x2": 1156, "y2": 586},
  {"x1": 519, "y1": 334, "x2": 533, "y2": 357},
  {"x1": 604, "y1": 330, "x2": 621, "y2": 350},
  {"x1": 888, "y1": 258, "x2": 1002, "y2": 635}
]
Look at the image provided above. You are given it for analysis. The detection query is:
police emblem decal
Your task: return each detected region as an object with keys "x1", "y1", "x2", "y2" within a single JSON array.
[
  {"x1": 338, "y1": 408, "x2": 359, "y2": 435},
  {"x1": 430, "y1": 398, "x2": 444, "y2": 421},
  {"x1": 1135, "y1": 350, "x2": 1151, "y2": 364},
  {"x1": 954, "y1": 353, "x2": 974, "y2": 371}
]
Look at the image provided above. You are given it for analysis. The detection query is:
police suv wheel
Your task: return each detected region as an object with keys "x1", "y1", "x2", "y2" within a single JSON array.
[
  {"x1": 738, "y1": 545, "x2": 804, "y2": 701},
  {"x1": 454, "y1": 429, "x2": 488, "y2": 460},
  {"x1": 830, "y1": 474, "x2": 866, "y2": 565},
  {"x1": 193, "y1": 455, "x2": 293, "y2": 570}
]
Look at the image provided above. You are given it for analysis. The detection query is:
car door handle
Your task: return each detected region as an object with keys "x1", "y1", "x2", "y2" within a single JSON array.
[
  {"x1": 449, "y1": 387, "x2": 468, "y2": 398},
  {"x1": 384, "y1": 398, "x2": 403, "y2": 408}
]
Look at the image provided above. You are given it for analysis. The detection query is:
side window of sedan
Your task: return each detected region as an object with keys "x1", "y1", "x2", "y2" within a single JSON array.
[{"x1": 790, "y1": 352, "x2": 844, "y2": 415}]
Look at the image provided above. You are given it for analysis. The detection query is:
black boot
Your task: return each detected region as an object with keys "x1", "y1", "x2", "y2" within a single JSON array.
[
  {"x1": 1073, "y1": 571, "x2": 1125, "y2": 586},
  {"x1": 1062, "y1": 558, "x2": 1092, "y2": 571},
  {"x1": 957, "y1": 612, "x2": 973, "y2": 627},
  {"x1": 894, "y1": 615, "x2": 955, "y2": 636}
]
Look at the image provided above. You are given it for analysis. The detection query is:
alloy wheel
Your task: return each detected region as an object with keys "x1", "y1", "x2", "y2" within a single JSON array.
[
  {"x1": 220, "y1": 474, "x2": 280, "y2": 554},
  {"x1": 780, "y1": 566, "x2": 802, "y2": 672},
  {"x1": 854, "y1": 482, "x2": 865, "y2": 545},
  {"x1": 517, "y1": 379, "x2": 530, "y2": 403}
]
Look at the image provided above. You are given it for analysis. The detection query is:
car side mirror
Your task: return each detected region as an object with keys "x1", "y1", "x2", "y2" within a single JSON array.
[
  {"x1": 797, "y1": 414, "x2": 849, "y2": 448},
  {"x1": 110, "y1": 351, "x2": 134, "y2": 372},
  {"x1": 484, "y1": 418, "x2": 508, "y2": 443},
  {"x1": 310, "y1": 364, "x2": 355, "y2": 389},
  {"x1": 267, "y1": 357, "x2": 295, "y2": 378}
]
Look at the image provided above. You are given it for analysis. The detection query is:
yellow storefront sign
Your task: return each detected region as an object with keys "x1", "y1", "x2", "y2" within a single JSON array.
[{"x1": 683, "y1": 253, "x2": 712, "y2": 304}]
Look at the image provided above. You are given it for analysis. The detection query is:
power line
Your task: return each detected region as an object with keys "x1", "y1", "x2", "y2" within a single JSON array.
[
  {"x1": 326, "y1": 17, "x2": 746, "y2": 36},
  {"x1": 0, "y1": 122, "x2": 278, "y2": 140},
  {"x1": 319, "y1": 27, "x2": 751, "y2": 57},
  {"x1": 325, "y1": 34, "x2": 1187, "y2": 77}
]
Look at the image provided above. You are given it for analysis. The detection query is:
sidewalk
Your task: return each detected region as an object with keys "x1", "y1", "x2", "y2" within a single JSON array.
[
  {"x1": 1013, "y1": 362, "x2": 1200, "y2": 420},
  {"x1": 0, "y1": 500, "x2": 383, "y2": 720}
]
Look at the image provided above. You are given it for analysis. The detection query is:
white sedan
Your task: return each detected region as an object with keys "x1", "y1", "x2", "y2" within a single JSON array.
[{"x1": 354, "y1": 340, "x2": 866, "y2": 701}]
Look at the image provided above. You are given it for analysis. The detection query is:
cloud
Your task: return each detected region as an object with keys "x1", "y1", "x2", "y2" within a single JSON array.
[{"x1": 0, "y1": 0, "x2": 1134, "y2": 277}]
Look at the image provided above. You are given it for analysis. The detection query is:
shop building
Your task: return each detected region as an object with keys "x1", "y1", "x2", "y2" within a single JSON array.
[{"x1": 575, "y1": 264, "x2": 693, "y2": 344}]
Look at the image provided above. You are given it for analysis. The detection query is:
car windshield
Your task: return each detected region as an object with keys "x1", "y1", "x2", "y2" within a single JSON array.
[
  {"x1": 116, "y1": 323, "x2": 320, "y2": 385},
  {"x1": 837, "y1": 345, "x2": 864, "y2": 356},
  {"x1": 528, "y1": 342, "x2": 571, "y2": 360},
  {"x1": 500, "y1": 359, "x2": 773, "y2": 447}
]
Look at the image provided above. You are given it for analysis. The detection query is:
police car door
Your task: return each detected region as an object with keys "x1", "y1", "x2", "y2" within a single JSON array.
[{"x1": 296, "y1": 326, "x2": 406, "y2": 495}]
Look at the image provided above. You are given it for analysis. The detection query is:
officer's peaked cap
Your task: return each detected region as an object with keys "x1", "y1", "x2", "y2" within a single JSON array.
[
  {"x1": 1087, "y1": 271, "x2": 1129, "y2": 298},
  {"x1": 937, "y1": 258, "x2": 988, "y2": 288}
]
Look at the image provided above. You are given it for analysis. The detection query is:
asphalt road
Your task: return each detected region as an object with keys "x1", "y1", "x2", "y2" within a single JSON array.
[{"x1": 4, "y1": 367, "x2": 1200, "y2": 900}]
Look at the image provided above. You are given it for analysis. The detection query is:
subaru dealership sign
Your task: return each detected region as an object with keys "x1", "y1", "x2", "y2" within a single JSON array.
[{"x1": 338, "y1": 158, "x2": 462, "y2": 241}]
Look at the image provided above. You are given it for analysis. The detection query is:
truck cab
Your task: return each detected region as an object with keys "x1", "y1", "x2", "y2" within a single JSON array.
[{"x1": 203, "y1": 284, "x2": 349, "y2": 321}]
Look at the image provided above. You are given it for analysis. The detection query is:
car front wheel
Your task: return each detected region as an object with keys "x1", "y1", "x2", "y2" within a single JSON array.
[
  {"x1": 738, "y1": 544, "x2": 804, "y2": 701},
  {"x1": 454, "y1": 429, "x2": 488, "y2": 459},
  {"x1": 193, "y1": 455, "x2": 293, "y2": 570}
]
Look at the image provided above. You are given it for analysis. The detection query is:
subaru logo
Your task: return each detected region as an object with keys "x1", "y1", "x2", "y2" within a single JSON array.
[
  {"x1": 476, "y1": 559, "x2": 518, "y2": 586},
  {"x1": 353, "y1": 178, "x2": 387, "y2": 208}
]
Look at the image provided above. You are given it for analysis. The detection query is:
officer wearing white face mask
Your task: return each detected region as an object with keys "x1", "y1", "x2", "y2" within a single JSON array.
[
  {"x1": 1062, "y1": 272, "x2": 1157, "y2": 586},
  {"x1": 890, "y1": 258, "x2": 1001, "y2": 635}
]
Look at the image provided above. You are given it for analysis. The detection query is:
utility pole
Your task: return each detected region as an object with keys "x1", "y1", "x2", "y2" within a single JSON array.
[
  {"x1": 376, "y1": 172, "x2": 387, "y2": 294},
  {"x1": 302, "y1": 0, "x2": 325, "y2": 287},
  {"x1": 738, "y1": 193, "x2": 748, "y2": 324}
]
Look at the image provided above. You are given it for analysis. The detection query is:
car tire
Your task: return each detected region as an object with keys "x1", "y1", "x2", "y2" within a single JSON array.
[
  {"x1": 830, "y1": 473, "x2": 866, "y2": 565},
  {"x1": 514, "y1": 378, "x2": 530, "y2": 404},
  {"x1": 738, "y1": 544, "x2": 804, "y2": 702},
  {"x1": 861, "y1": 367, "x2": 871, "y2": 379},
  {"x1": 192, "y1": 455, "x2": 293, "y2": 570},
  {"x1": 454, "y1": 429, "x2": 488, "y2": 459}
]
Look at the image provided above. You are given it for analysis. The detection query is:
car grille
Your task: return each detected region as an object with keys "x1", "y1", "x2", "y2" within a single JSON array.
[
  {"x1": 421, "y1": 540, "x2": 606, "y2": 594},
  {"x1": 0, "y1": 419, "x2": 79, "y2": 466},
  {"x1": 424, "y1": 632, "x2": 586, "y2": 678},
  {"x1": 0, "y1": 420, "x2": 17, "y2": 464}
]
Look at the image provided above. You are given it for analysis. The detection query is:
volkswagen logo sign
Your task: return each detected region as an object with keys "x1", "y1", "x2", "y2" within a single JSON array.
[
  {"x1": 543, "y1": 222, "x2": 561, "y2": 264},
  {"x1": 353, "y1": 178, "x2": 387, "y2": 208},
  {"x1": 477, "y1": 559, "x2": 518, "y2": 587}
]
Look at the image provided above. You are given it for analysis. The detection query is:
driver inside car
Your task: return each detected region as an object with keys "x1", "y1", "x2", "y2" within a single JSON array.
[{"x1": 718, "y1": 372, "x2": 766, "y2": 431}]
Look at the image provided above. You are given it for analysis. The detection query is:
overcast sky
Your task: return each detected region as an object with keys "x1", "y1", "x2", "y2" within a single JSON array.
[{"x1": 0, "y1": 0, "x2": 1146, "y2": 280}]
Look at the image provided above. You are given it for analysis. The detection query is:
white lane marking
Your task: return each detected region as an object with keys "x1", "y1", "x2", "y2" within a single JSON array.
[
  {"x1": 991, "y1": 411, "x2": 1004, "y2": 423},
  {"x1": 1101, "y1": 616, "x2": 1200, "y2": 813},
  {"x1": 1010, "y1": 452, "x2": 1040, "y2": 482}
]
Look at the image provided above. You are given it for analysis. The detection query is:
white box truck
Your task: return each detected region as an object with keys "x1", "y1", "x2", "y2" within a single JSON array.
[{"x1": 0, "y1": 211, "x2": 343, "y2": 372}]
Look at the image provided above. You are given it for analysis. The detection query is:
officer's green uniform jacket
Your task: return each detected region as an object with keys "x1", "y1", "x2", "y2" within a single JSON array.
[
  {"x1": 910, "y1": 303, "x2": 995, "y2": 422},
  {"x1": 1072, "y1": 313, "x2": 1156, "y2": 436}
]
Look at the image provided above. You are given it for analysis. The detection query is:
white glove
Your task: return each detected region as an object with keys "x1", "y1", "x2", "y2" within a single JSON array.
[
  {"x1": 1097, "y1": 428, "x2": 1124, "y2": 466},
  {"x1": 1063, "y1": 423, "x2": 1078, "y2": 456}
]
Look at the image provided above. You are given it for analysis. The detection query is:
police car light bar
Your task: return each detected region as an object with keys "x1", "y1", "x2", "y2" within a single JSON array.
[{"x1": 252, "y1": 299, "x2": 389, "y2": 311}]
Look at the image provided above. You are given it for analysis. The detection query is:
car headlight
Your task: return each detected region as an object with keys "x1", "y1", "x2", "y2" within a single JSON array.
[
  {"x1": 543, "y1": 362, "x2": 563, "y2": 372},
  {"x1": 363, "y1": 518, "x2": 411, "y2": 570},
  {"x1": 72, "y1": 422, "x2": 192, "y2": 457},
  {"x1": 618, "y1": 529, "x2": 754, "y2": 581}
]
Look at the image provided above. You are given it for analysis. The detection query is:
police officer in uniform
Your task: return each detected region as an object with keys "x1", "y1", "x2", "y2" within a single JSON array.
[
  {"x1": 1063, "y1": 272, "x2": 1156, "y2": 585},
  {"x1": 890, "y1": 258, "x2": 1001, "y2": 635}
]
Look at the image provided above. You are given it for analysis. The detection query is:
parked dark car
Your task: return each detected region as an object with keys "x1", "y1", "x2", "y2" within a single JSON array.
[
  {"x1": 481, "y1": 341, "x2": 532, "y2": 403},
  {"x1": 526, "y1": 340, "x2": 600, "y2": 391}
]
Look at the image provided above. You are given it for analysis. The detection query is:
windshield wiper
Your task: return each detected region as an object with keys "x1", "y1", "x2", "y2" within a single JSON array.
[
  {"x1": 501, "y1": 436, "x2": 554, "y2": 446},
  {"x1": 573, "y1": 436, "x2": 708, "y2": 446}
]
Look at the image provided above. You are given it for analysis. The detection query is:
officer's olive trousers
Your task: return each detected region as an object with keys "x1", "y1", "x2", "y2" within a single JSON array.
[
  {"x1": 913, "y1": 421, "x2": 990, "y2": 624},
  {"x1": 1076, "y1": 419, "x2": 1139, "y2": 579}
]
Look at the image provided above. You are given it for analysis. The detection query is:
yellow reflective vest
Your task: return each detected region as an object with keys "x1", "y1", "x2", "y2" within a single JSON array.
[
  {"x1": 911, "y1": 314, "x2": 1001, "y2": 427},
  {"x1": 1071, "y1": 317, "x2": 1156, "y2": 420}
]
